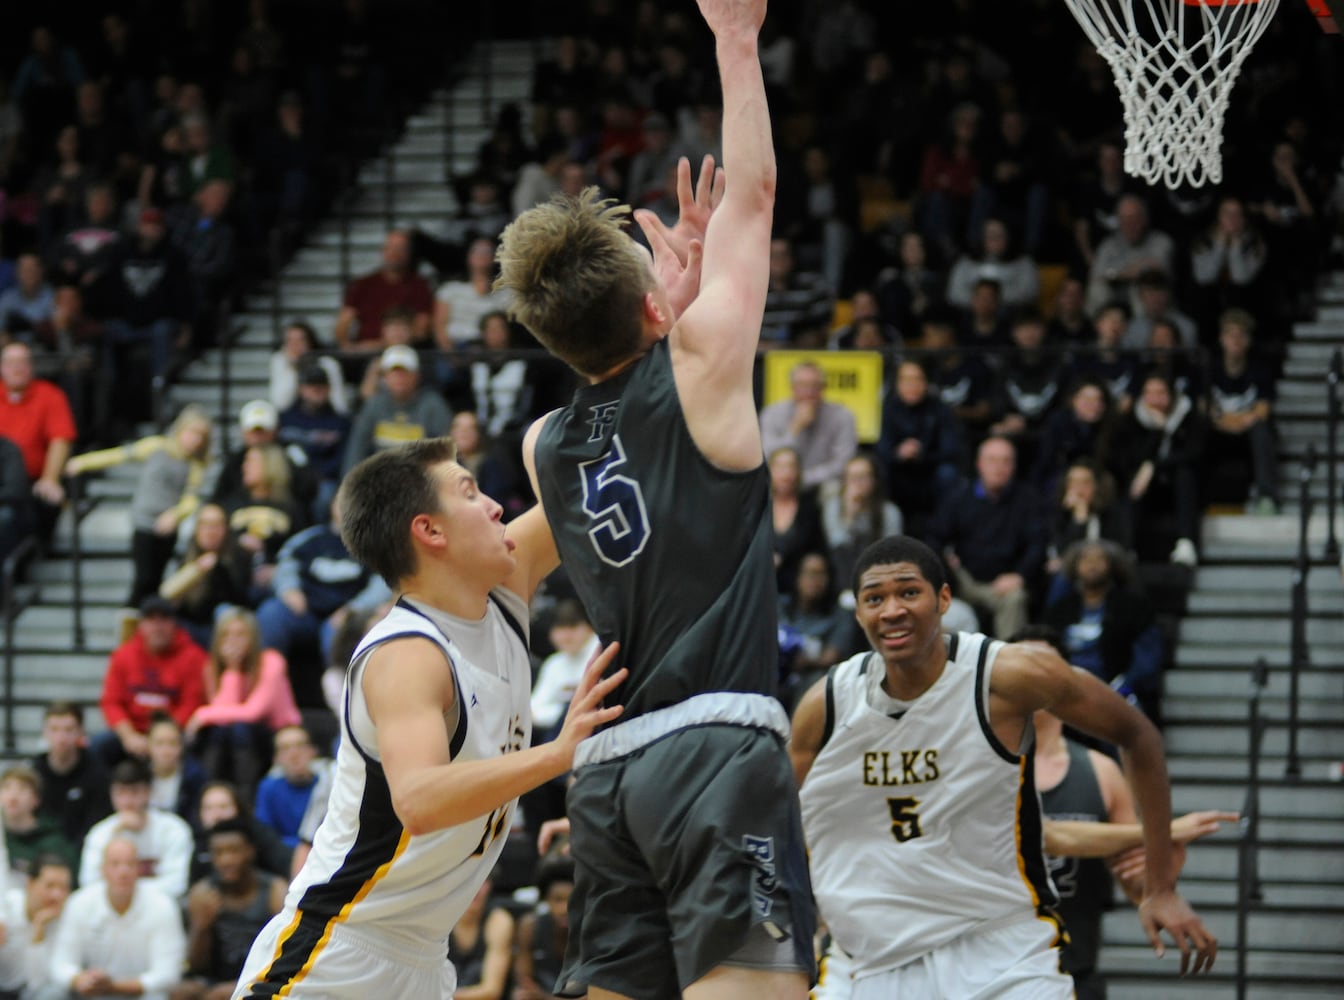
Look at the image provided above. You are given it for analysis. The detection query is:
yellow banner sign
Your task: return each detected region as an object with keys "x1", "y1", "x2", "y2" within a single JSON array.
[{"x1": 762, "y1": 350, "x2": 885, "y2": 443}]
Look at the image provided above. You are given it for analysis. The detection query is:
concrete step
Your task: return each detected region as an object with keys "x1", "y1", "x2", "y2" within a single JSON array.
[
  {"x1": 1282, "y1": 342, "x2": 1344, "y2": 364},
  {"x1": 1164, "y1": 724, "x2": 1344, "y2": 760},
  {"x1": 1163, "y1": 695, "x2": 1341, "y2": 725},
  {"x1": 1104, "y1": 954, "x2": 1343, "y2": 998},
  {"x1": 1290, "y1": 320, "x2": 1344, "y2": 341},
  {"x1": 1186, "y1": 591, "x2": 1343, "y2": 615},
  {"x1": 1172, "y1": 842, "x2": 1344, "y2": 885},
  {"x1": 1194, "y1": 565, "x2": 1342, "y2": 593},
  {"x1": 1169, "y1": 754, "x2": 1342, "y2": 783},
  {"x1": 1180, "y1": 617, "x2": 1344, "y2": 646},
  {"x1": 1175, "y1": 781, "x2": 1344, "y2": 819},
  {"x1": 1172, "y1": 641, "x2": 1341, "y2": 668}
]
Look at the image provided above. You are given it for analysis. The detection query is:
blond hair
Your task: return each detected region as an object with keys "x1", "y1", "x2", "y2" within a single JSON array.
[{"x1": 495, "y1": 187, "x2": 651, "y2": 377}]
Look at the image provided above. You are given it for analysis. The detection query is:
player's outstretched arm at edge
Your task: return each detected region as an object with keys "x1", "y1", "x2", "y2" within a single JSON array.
[
  {"x1": 503, "y1": 415, "x2": 562, "y2": 604},
  {"x1": 992, "y1": 645, "x2": 1217, "y2": 975},
  {"x1": 366, "y1": 637, "x2": 625, "y2": 836},
  {"x1": 1043, "y1": 811, "x2": 1238, "y2": 859},
  {"x1": 789, "y1": 676, "x2": 827, "y2": 788},
  {"x1": 667, "y1": 0, "x2": 774, "y2": 472}
]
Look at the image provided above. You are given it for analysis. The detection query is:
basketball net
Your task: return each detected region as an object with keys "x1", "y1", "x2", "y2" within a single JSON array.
[{"x1": 1062, "y1": 0, "x2": 1281, "y2": 188}]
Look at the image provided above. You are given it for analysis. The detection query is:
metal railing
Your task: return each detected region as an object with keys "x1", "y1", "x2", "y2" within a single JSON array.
[
  {"x1": 1284, "y1": 445, "x2": 1315, "y2": 780},
  {"x1": 1325, "y1": 348, "x2": 1340, "y2": 562},
  {"x1": 1234, "y1": 656, "x2": 1269, "y2": 1000},
  {"x1": 2, "y1": 536, "x2": 39, "y2": 753},
  {"x1": 64, "y1": 473, "x2": 103, "y2": 652}
]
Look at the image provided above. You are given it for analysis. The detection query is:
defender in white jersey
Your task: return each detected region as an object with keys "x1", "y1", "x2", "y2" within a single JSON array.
[
  {"x1": 791, "y1": 536, "x2": 1215, "y2": 999},
  {"x1": 234, "y1": 439, "x2": 626, "y2": 999}
]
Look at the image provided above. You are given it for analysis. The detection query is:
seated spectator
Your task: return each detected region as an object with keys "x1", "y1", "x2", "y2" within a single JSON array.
[
  {"x1": 769, "y1": 446, "x2": 829, "y2": 597},
  {"x1": 922, "y1": 316, "x2": 996, "y2": 440},
  {"x1": 253, "y1": 90, "x2": 323, "y2": 234},
  {"x1": 511, "y1": 133, "x2": 570, "y2": 217},
  {"x1": 1250, "y1": 140, "x2": 1319, "y2": 315},
  {"x1": 926, "y1": 436, "x2": 1047, "y2": 639},
  {"x1": 177, "y1": 818, "x2": 287, "y2": 1000},
  {"x1": 32, "y1": 284, "x2": 107, "y2": 439},
  {"x1": 1046, "y1": 275, "x2": 1095, "y2": 347},
  {"x1": 0, "y1": 852, "x2": 71, "y2": 998},
  {"x1": 821, "y1": 453, "x2": 906, "y2": 590},
  {"x1": 146, "y1": 714, "x2": 207, "y2": 827},
  {"x1": 946, "y1": 218, "x2": 1040, "y2": 313},
  {"x1": 1, "y1": 765, "x2": 77, "y2": 879},
  {"x1": 277, "y1": 360, "x2": 350, "y2": 521},
  {"x1": 1123, "y1": 269, "x2": 1198, "y2": 351},
  {"x1": 357, "y1": 308, "x2": 423, "y2": 402},
  {"x1": 470, "y1": 311, "x2": 537, "y2": 439},
  {"x1": 211, "y1": 399, "x2": 317, "y2": 517},
  {"x1": 66, "y1": 403, "x2": 214, "y2": 608},
  {"x1": 1144, "y1": 318, "x2": 1206, "y2": 405},
  {"x1": 1114, "y1": 372, "x2": 1208, "y2": 566},
  {"x1": 159, "y1": 503, "x2": 254, "y2": 650},
  {"x1": 47, "y1": 182, "x2": 122, "y2": 292},
  {"x1": 189, "y1": 781, "x2": 292, "y2": 887},
  {"x1": 254, "y1": 497, "x2": 390, "y2": 691},
  {"x1": 530, "y1": 599, "x2": 600, "y2": 738},
  {"x1": 31, "y1": 702, "x2": 112, "y2": 854},
  {"x1": 167, "y1": 179, "x2": 239, "y2": 337},
  {"x1": 447, "y1": 872, "x2": 515, "y2": 1000},
  {"x1": 54, "y1": 837, "x2": 186, "y2": 999},
  {"x1": 1044, "y1": 540, "x2": 1164, "y2": 712},
  {"x1": 1085, "y1": 194, "x2": 1175, "y2": 317},
  {"x1": 829, "y1": 289, "x2": 901, "y2": 353},
  {"x1": 451, "y1": 410, "x2": 525, "y2": 522},
  {"x1": 1032, "y1": 377, "x2": 1116, "y2": 495},
  {"x1": 875, "y1": 232, "x2": 944, "y2": 340},
  {"x1": 1070, "y1": 141, "x2": 1144, "y2": 272},
  {"x1": 100, "y1": 207, "x2": 193, "y2": 393},
  {"x1": 1046, "y1": 462, "x2": 1135, "y2": 593},
  {"x1": 95, "y1": 596, "x2": 207, "y2": 768},
  {"x1": 332, "y1": 230, "x2": 433, "y2": 353},
  {"x1": 342, "y1": 345, "x2": 453, "y2": 474},
  {"x1": 513, "y1": 856, "x2": 575, "y2": 1000},
  {"x1": 759, "y1": 360, "x2": 858, "y2": 492},
  {"x1": 0, "y1": 341, "x2": 75, "y2": 543},
  {"x1": 220, "y1": 442, "x2": 308, "y2": 598},
  {"x1": 254, "y1": 726, "x2": 329, "y2": 851},
  {"x1": 1206, "y1": 308, "x2": 1280, "y2": 513},
  {"x1": 34, "y1": 124, "x2": 93, "y2": 251},
  {"x1": 432, "y1": 237, "x2": 514, "y2": 350},
  {"x1": 959, "y1": 277, "x2": 1011, "y2": 353},
  {"x1": 775, "y1": 143, "x2": 858, "y2": 295},
  {"x1": 916, "y1": 102, "x2": 984, "y2": 262},
  {"x1": 778, "y1": 552, "x2": 861, "y2": 708},
  {"x1": 79, "y1": 759, "x2": 194, "y2": 902},
  {"x1": 0, "y1": 435, "x2": 30, "y2": 564},
  {"x1": 760, "y1": 237, "x2": 833, "y2": 346},
  {"x1": 1069, "y1": 303, "x2": 1142, "y2": 414},
  {"x1": 989, "y1": 310, "x2": 1066, "y2": 464},
  {"x1": 624, "y1": 112, "x2": 679, "y2": 210},
  {"x1": 971, "y1": 108, "x2": 1051, "y2": 256},
  {"x1": 1190, "y1": 195, "x2": 1268, "y2": 328},
  {"x1": 269, "y1": 319, "x2": 349, "y2": 415},
  {"x1": 877, "y1": 360, "x2": 962, "y2": 525},
  {"x1": 0, "y1": 253, "x2": 55, "y2": 341}
]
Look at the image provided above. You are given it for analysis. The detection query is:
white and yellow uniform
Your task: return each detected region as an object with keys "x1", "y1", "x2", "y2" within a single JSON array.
[
  {"x1": 234, "y1": 592, "x2": 532, "y2": 999},
  {"x1": 799, "y1": 632, "x2": 1072, "y2": 999}
]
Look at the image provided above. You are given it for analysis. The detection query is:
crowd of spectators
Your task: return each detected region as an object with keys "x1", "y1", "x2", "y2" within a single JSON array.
[{"x1": 2, "y1": 1, "x2": 1342, "y2": 997}]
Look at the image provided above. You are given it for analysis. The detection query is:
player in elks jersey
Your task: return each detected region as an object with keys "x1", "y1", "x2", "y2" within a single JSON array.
[{"x1": 791, "y1": 535, "x2": 1216, "y2": 999}]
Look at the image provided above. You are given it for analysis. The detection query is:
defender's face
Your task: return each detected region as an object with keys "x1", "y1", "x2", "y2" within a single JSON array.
[
  {"x1": 854, "y1": 562, "x2": 951, "y2": 668},
  {"x1": 432, "y1": 462, "x2": 516, "y2": 584}
]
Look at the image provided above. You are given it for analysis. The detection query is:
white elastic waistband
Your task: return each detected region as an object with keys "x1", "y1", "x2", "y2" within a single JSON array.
[{"x1": 573, "y1": 691, "x2": 790, "y2": 769}]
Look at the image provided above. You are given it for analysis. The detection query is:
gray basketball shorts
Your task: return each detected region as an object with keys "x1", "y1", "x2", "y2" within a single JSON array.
[{"x1": 555, "y1": 723, "x2": 816, "y2": 999}]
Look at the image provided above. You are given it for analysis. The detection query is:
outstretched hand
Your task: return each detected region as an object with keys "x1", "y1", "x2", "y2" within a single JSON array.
[
  {"x1": 695, "y1": 0, "x2": 767, "y2": 36},
  {"x1": 1171, "y1": 810, "x2": 1239, "y2": 844},
  {"x1": 1138, "y1": 889, "x2": 1217, "y2": 975},
  {"x1": 634, "y1": 155, "x2": 724, "y2": 320},
  {"x1": 553, "y1": 642, "x2": 626, "y2": 762}
]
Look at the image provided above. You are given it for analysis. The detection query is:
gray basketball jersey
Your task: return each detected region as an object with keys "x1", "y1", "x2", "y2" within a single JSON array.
[
  {"x1": 534, "y1": 338, "x2": 778, "y2": 720},
  {"x1": 799, "y1": 632, "x2": 1058, "y2": 978}
]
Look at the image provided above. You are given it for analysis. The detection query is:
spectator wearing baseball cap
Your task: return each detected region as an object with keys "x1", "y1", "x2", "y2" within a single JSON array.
[
  {"x1": 341, "y1": 343, "x2": 452, "y2": 474},
  {"x1": 277, "y1": 361, "x2": 351, "y2": 521},
  {"x1": 211, "y1": 399, "x2": 317, "y2": 517}
]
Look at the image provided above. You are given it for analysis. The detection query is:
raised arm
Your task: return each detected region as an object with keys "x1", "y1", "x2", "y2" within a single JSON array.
[
  {"x1": 666, "y1": 0, "x2": 775, "y2": 472},
  {"x1": 503, "y1": 414, "x2": 561, "y2": 605},
  {"x1": 788, "y1": 675, "x2": 828, "y2": 788},
  {"x1": 991, "y1": 645, "x2": 1217, "y2": 975}
]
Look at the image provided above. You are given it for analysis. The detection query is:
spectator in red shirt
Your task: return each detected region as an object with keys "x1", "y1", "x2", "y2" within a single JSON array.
[
  {"x1": 94, "y1": 595, "x2": 207, "y2": 769},
  {"x1": 331, "y1": 230, "x2": 433, "y2": 355},
  {"x1": 0, "y1": 341, "x2": 77, "y2": 543}
]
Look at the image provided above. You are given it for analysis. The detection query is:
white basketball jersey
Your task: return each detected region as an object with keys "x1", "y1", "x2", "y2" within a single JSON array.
[
  {"x1": 798, "y1": 632, "x2": 1058, "y2": 978},
  {"x1": 271, "y1": 592, "x2": 532, "y2": 956}
]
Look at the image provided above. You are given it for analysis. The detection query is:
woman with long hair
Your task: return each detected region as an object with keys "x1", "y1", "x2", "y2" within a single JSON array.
[
  {"x1": 821, "y1": 453, "x2": 903, "y2": 595},
  {"x1": 159, "y1": 502, "x2": 252, "y2": 649},
  {"x1": 769, "y1": 446, "x2": 828, "y2": 597},
  {"x1": 221, "y1": 442, "x2": 305, "y2": 596},
  {"x1": 185, "y1": 607, "x2": 301, "y2": 792}
]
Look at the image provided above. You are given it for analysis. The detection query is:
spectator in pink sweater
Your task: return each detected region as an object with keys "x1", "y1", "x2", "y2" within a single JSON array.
[{"x1": 185, "y1": 608, "x2": 300, "y2": 792}]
